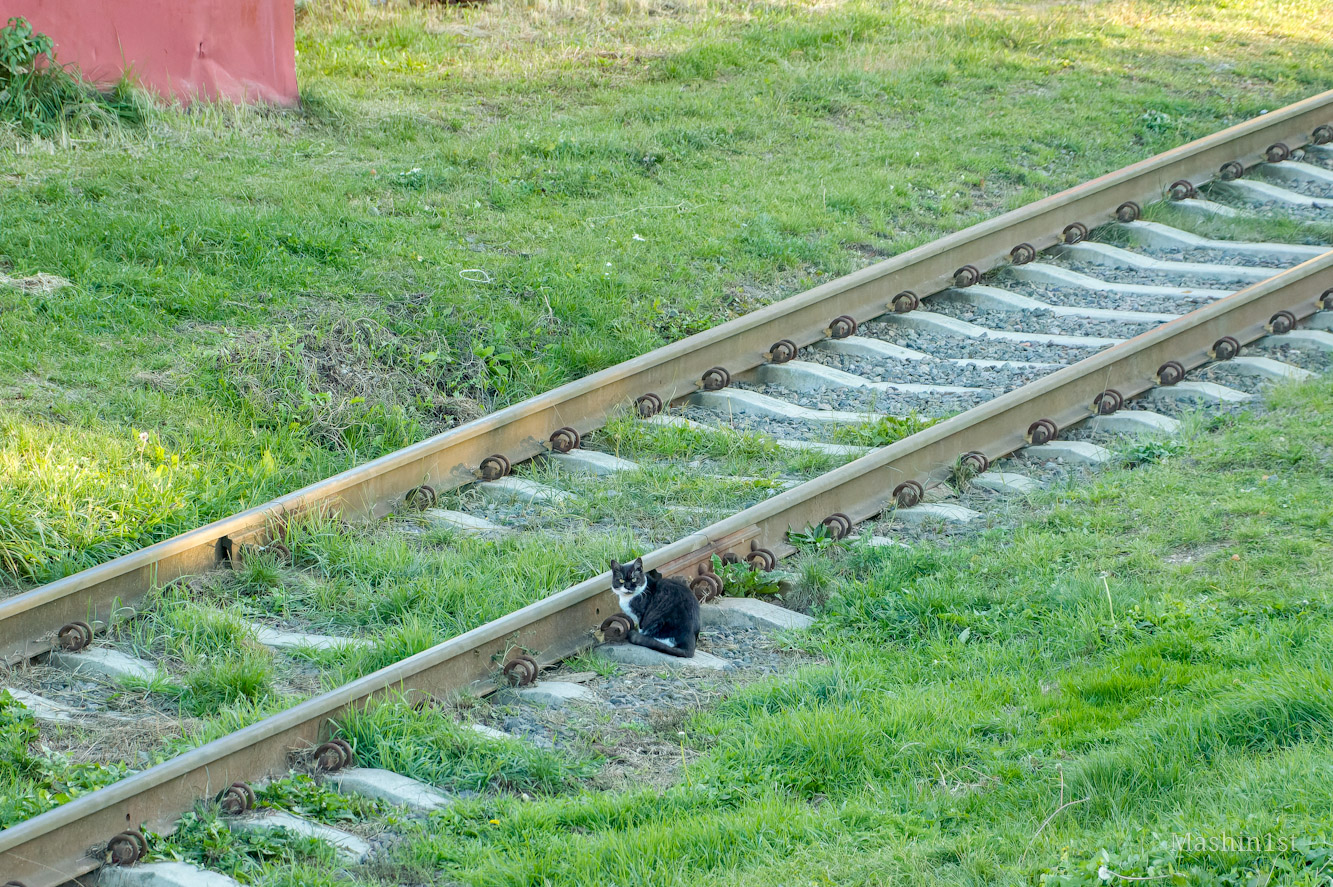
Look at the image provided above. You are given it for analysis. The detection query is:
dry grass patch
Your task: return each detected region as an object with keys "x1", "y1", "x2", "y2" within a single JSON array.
[{"x1": 217, "y1": 313, "x2": 487, "y2": 452}]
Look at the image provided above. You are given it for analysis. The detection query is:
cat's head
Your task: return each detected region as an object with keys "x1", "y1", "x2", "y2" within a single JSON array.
[{"x1": 608, "y1": 556, "x2": 647, "y2": 596}]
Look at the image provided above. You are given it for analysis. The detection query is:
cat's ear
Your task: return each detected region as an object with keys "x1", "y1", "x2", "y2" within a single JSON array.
[
  {"x1": 608, "y1": 558, "x2": 620, "y2": 572},
  {"x1": 632, "y1": 557, "x2": 643, "y2": 571}
]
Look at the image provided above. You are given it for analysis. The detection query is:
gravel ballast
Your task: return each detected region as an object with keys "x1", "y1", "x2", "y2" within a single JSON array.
[
  {"x1": 1044, "y1": 256, "x2": 1255, "y2": 290},
  {"x1": 925, "y1": 300, "x2": 1163, "y2": 340},
  {"x1": 731, "y1": 380, "x2": 995, "y2": 417},
  {"x1": 802, "y1": 348, "x2": 1054, "y2": 391},
  {"x1": 865, "y1": 454, "x2": 1092, "y2": 546},
  {"x1": 1204, "y1": 192, "x2": 1333, "y2": 221},
  {"x1": 1255, "y1": 178, "x2": 1333, "y2": 201},
  {"x1": 480, "y1": 624, "x2": 813, "y2": 752},
  {"x1": 1127, "y1": 245, "x2": 1305, "y2": 268},
  {"x1": 680, "y1": 406, "x2": 881, "y2": 445},
  {"x1": 1247, "y1": 340, "x2": 1332, "y2": 372},
  {"x1": 994, "y1": 278, "x2": 1213, "y2": 315},
  {"x1": 859, "y1": 319, "x2": 1106, "y2": 363}
]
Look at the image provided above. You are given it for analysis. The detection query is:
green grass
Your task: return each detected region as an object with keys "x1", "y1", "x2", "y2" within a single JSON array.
[
  {"x1": 144, "y1": 807, "x2": 340, "y2": 885},
  {"x1": 113, "y1": 513, "x2": 637, "y2": 690},
  {"x1": 3, "y1": 0, "x2": 1332, "y2": 587},
  {"x1": 254, "y1": 774, "x2": 388, "y2": 825},
  {"x1": 170, "y1": 650, "x2": 278, "y2": 716},
  {"x1": 3, "y1": 2, "x2": 1333, "y2": 879},
  {"x1": 0, "y1": 690, "x2": 132, "y2": 829},
  {"x1": 595, "y1": 410, "x2": 835, "y2": 474},
  {"x1": 1136, "y1": 203, "x2": 1333, "y2": 249},
  {"x1": 283, "y1": 516, "x2": 631, "y2": 634},
  {"x1": 830, "y1": 411, "x2": 940, "y2": 447},
  {"x1": 359, "y1": 373, "x2": 1333, "y2": 886},
  {"x1": 110, "y1": 585, "x2": 288, "y2": 717},
  {"x1": 334, "y1": 698, "x2": 600, "y2": 795}
]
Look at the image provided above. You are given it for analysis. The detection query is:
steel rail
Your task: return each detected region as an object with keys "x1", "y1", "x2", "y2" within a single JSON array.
[
  {"x1": 5, "y1": 247, "x2": 1332, "y2": 886},
  {"x1": 2, "y1": 91, "x2": 1331, "y2": 666}
]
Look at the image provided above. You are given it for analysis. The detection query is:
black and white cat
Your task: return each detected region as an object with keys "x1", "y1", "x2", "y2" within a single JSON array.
[{"x1": 608, "y1": 557, "x2": 700, "y2": 658}]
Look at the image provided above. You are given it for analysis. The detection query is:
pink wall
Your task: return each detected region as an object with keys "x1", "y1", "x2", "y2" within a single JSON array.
[{"x1": 1, "y1": 0, "x2": 298, "y2": 105}]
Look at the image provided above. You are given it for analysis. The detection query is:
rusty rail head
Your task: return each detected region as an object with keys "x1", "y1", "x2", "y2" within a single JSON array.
[{"x1": 4, "y1": 248, "x2": 1331, "y2": 886}]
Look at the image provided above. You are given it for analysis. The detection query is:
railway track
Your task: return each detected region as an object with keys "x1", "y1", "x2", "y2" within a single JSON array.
[{"x1": 2, "y1": 93, "x2": 1333, "y2": 886}]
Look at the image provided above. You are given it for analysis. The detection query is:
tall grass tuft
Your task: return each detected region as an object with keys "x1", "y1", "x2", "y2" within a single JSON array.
[
  {"x1": 335, "y1": 699, "x2": 599, "y2": 795},
  {"x1": 0, "y1": 17, "x2": 140, "y2": 137},
  {"x1": 174, "y1": 648, "x2": 277, "y2": 716}
]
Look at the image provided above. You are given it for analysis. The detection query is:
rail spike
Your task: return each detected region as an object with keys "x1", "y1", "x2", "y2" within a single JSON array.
[
  {"x1": 549, "y1": 426, "x2": 581, "y2": 453},
  {"x1": 960, "y1": 451, "x2": 989, "y2": 474},
  {"x1": 1156, "y1": 360, "x2": 1186, "y2": 386},
  {"x1": 891, "y1": 291, "x2": 919, "y2": 314},
  {"x1": 701, "y1": 366, "x2": 731, "y2": 391},
  {"x1": 1010, "y1": 243, "x2": 1036, "y2": 265},
  {"x1": 107, "y1": 828, "x2": 148, "y2": 867},
  {"x1": 1026, "y1": 419, "x2": 1058, "y2": 445},
  {"x1": 821, "y1": 512, "x2": 853, "y2": 539},
  {"x1": 315, "y1": 738, "x2": 355, "y2": 772},
  {"x1": 503, "y1": 655, "x2": 539, "y2": 687},
  {"x1": 265, "y1": 540, "x2": 292, "y2": 564},
  {"x1": 635, "y1": 392, "x2": 663, "y2": 418},
  {"x1": 1115, "y1": 201, "x2": 1141, "y2": 223},
  {"x1": 827, "y1": 315, "x2": 858, "y2": 339},
  {"x1": 767, "y1": 339, "x2": 798, "y2": 363},
  {"x1": 599, "y1": 613, "x2": 633, "y2": 643},
  {"x1": 1168, "y1": 179, "x2": 1196, "y2": 201},
  {"x1": 690, "y1": 571, "x2": 724, "y2": 603},
  {"x1": 406, "y1": 484, "x2": 436, "y2": 510},
  {"x1": 746, "y1": 542, "x2": 777, "y2": 571},
  {"x1": 891, "y1": 482, "x2": 923, "y2": 509},
  {"x1": 1093, "y1": 389, "x2": 1123, "y2": 415},
  {"x1": 1267, "y1": 310, "x2": 1296, "y2": 335},
  {"x1": 953, "y1": 265, "x2": 981, "y2": 287},
  {"x1": 218, "y1": 781, "x2": 257, "y2": 815},
  {"x1": 1210, "y1": 336, "x2": 1240, "y2": 361},
  {"x1": 57, "y1": 620, "x2": 93, "y2": 652},
  {"x1": 478, "y1": 454, "x2": 511, "y2": 481}
]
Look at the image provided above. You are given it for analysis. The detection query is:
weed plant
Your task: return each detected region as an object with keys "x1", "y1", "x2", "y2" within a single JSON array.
[
  {"x1": 830, "y1": 412, "x2": 939, "y2": 448},
  {"x1": 0, "y1": 17, "x2": 139, "y2": 136},
  {"x1": 0, "y1": 691, "x2": 131, "y2": 828},
  {"x1": 143, "y1": 807, "x2": 336, "y2": 881}
]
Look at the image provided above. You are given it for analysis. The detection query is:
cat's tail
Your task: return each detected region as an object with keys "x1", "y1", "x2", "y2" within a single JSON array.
[{"x1": 627, "y1": 629, "x2": 695, "y2": 658}]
